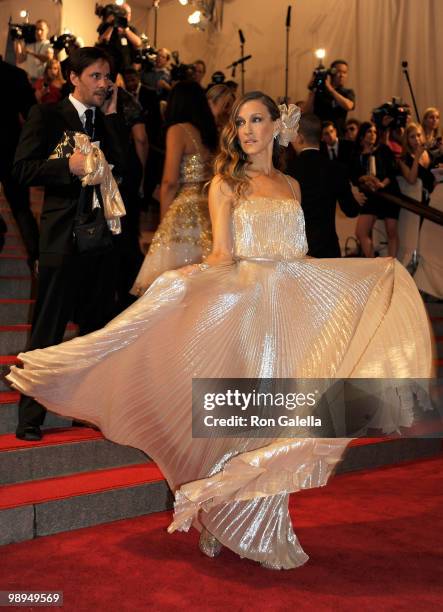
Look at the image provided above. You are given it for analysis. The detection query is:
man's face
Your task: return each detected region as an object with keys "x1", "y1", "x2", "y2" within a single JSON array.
[
  {"x1": 322, "y1": 124, "x2": 338, "y2": 147},
  {"x1": 193, "y1": 62, "x2": 205, "y2": 84},
  {"x1": 156, "y1": 49, "x2": 169, "y2": 69},
  {"x1": 344, "y1": 123, "x2": 358, "y2": 141},
  {"x1": 122, "y1": 3, "x2": 132, "y2": 22},
  {"x1": 70, "y1": 59, "x2": 112, "y2": 107},
  {"x1": 124, "y1": 73, "x2": 139, "y2": 94},
  {"x1": 35, "y1": 21, "x2": 49, "y2": 42},
  {"x1": 332, "y1": 63, "x2": 348, "y2": 88}
]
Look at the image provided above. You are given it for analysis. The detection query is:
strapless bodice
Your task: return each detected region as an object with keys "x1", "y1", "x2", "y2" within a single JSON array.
[
  {"x1": 233, "y1": 198, "x2": 308, "y2": 260},
  {"x1": 179, "y1": 153, "x2": 212, "y2": 184}
]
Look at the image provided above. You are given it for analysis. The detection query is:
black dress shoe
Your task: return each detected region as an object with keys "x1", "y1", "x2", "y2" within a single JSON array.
[{"x1": 16, "y1": 426, "x2": 43, "y2": 441}]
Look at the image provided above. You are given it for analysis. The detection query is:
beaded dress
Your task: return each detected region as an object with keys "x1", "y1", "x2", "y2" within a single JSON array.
[
  {"x1": 8, "y1": 186, "x2": 433, "y2": 569},
  {"x1": 131, "y1": 123, "x2": 212, "y2": 295}
]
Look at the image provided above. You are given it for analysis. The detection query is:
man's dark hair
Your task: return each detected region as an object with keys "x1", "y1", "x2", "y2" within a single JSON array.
[
  {"x1": 194, "y1": 59, "x2": 206, "y2": 70},
  {"x1": 299, "y1": 113, "x2": 321, "y2": 144},
  {"x1": 356, "y1": 121, "x2": 377, "y2": 150},
  {"x1": 330, "y1": 59, "x2": 348, "y2": 70},
  {"x1": 321, "y1": 120, "x2": 336, "y2": 131},
  {"x1": 68, "y1": 46, "x2": 114, "y2": 78},
  {"x1": 122, "y1": 67, "x2": 139, "y2": 78},
  {"x1": 345, "y1": 118, "x2": 360, "y2": 128}
]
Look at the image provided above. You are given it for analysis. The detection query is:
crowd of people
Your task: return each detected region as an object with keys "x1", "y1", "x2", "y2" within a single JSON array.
[
  {"x1": 0, "y1": 5, "x2": 440, "y2": 436},
  {"x1": 0, "y1": 3, "x2": 437, "y2": 570}
]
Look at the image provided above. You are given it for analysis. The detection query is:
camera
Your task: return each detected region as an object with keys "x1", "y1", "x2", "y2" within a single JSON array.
[
  {"x1": 170, "y1": 51, "x2": 195, "y2": 82},
  {"x1": 9, "y1": 23, "x2": 37, "y2": 44},
  {"x1": 95, "y1": 3, "x2": 128, "y2": 35},
  {"x1": 309, "y1": 65, "x2": 337, "y2": 94},
  {"x1": 133, "y1": 37, "x2": 158, "y2": 72},
  {"x1": 372, "y1": 98, "x2": 410, "y2": 130},
  {"x1": 50, "y1": 33, "x2": 79, "y2": 54}
]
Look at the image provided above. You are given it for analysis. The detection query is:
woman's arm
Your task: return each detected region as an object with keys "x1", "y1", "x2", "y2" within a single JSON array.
[
  {"x1": 204, "y1": 175, "x2": 235, "y2": 266},
  {"x1": 159, "y1": 125, "x2": 185, "y2": 219},
  {"x1": 131, "y1": 123, "x2": 149, "y2": 193},
  {"x1": 398, "y1": 157, "x2": 420, "y2": 185}
]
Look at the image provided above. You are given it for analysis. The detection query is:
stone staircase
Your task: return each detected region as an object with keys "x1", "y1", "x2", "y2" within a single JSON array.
[{"x1": 0, "y1": 193, "x2": 442, "y2": 546}]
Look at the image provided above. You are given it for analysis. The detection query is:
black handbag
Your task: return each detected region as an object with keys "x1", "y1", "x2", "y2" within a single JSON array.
[{"x1": 73, "y1": 187, "x2": 113, "y2": 254}]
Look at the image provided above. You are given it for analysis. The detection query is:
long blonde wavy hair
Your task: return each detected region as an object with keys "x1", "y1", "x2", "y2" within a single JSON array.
[{"x1": 214, "y1": 91, "x2": 282, "y2": 198}]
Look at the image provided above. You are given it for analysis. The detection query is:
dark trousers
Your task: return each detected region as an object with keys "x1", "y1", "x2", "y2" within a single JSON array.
[
  {"x1": 1, "y1": 170, "x2": 39, "y2": 262},
  {"x1": 17, "y1": 250, "x2": 117, "y2": 430}
]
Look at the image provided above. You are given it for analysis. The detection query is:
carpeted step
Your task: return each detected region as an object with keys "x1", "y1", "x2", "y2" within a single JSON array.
[
  {"x1": 2, "y1": 233, "x2": 25, "y2": 248},
  {"x1": 426, "y1": 302, "x2": 443, "y2": 317},
  {"x1": 0, "y1": 390, "x2": 72, "y2": 434},
  {"x1": 431, "y1": 317, "x2": 443, "y2": 335},
  {"x1": 0, "y1": 357, "x2": 19, "y2": 392},
  {"x1": 0, "y1": 298, "x2": 34, "y2": 324},
  {"x1": 0, "y1": 463, "x2": 171, "y2": 544},
  {"x1": 0, "y1": 323, "x2": 78, "y2": 355},
  {"x1": 1, "y1": 245, "x2": 27, "y2": 254},
  {"x1": 0, "y1": 426, "x2": 149, "y2": 485},
  {"x1": 337, "y1": 436, "x2": 443, "y2": 474},
  {"x1": 0, "y1": 276, "x2": 32, "y2": 299},
  {"x1": 0, "y1": 255, "x2": 30, "y2": 276},
  {"x1": 0, "y1": 438, "x2": 441, "y2": 545}
]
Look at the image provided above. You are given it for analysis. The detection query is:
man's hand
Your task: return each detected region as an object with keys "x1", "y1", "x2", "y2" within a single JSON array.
[
  {"x1": 416, "y1": 143, "x2": 426, "y2": 160},
  {"x1": 100, "y1": 83, "x2": 118, "y2": 115},
  {"x1": 324, "y1": 74, "x2": 334, "y2": 92},
  {"x1": 69, "y1": 150, "x2": 87, "y2": 177},
  {"x1": 351, "y1": 184, "x2": 367, "y2": 206}
]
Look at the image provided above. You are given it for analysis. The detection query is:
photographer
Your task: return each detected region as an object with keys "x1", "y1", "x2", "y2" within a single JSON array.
[
  {"x1": 97, "y1": 2, "x2": 141, "y2": 75},
  {"x1": 14, "y1": 19, "x2": 53, "y2": 83},
  {"x1": 141, "y1": 48, "x2": 172, "y2": 101},
  {"x1": 372, "y1": 100, "x2": 411, "y2": 159},
  {"x1": 305, "y1": 59, "x2": 355, "y2": 136}
]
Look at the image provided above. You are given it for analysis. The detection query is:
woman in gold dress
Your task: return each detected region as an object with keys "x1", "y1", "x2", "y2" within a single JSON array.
[
  {"x1": 130, "y1": 81, "x2": 218, "y2": 295},
  {"x1": 8, "y1": 92, "x2": 433, "y2": 570}
]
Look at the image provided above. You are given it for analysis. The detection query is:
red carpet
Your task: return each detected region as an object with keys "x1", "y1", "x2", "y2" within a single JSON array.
[
  {"x1": 0, "y1": 463, "x2": 163, "y2": 510},
  {"x1": 1, "y1": 455, "x2": 442, "y2": 611}
]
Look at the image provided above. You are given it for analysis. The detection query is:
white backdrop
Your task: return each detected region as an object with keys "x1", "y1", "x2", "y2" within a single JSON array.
[{"x1": 1, "y1": 0, "x2": 442, "y2": 124}]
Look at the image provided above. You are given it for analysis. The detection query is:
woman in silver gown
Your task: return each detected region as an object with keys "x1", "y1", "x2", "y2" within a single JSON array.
[
  {"x1": 130, "y1": 81, "x2": 218, "y2": 295},
  {"x1": 8, "y1": 92, "x2": 433, "y2": 570}
]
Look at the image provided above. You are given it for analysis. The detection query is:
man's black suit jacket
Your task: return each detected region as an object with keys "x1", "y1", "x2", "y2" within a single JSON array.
[
  {"x1": 138, "y1": 85, "x2": 162, "y2": 149},
  {"x1": 320, "y1": 138, "x2": 355, "y2": 167},
  {"x1": 13, "y1": 98, "x2": 127, "y2": 265},
  {"x1": 0, "y1": 59, "x2": 36, "y2": 174},
  {"x1": 286, "y1": 148, "x2": 360, "y2": 258}
]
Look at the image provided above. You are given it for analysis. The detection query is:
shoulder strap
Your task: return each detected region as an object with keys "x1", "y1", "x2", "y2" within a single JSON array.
[
  {"x1": 282, "y1": 173, "x2": 297, "y2": 201},
  {"x1": 179, "y1": 123, "x2": 201, "y2": 155}
]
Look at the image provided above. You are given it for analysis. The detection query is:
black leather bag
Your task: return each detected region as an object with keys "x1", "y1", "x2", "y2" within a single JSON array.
[{"x1": 73, "y1": 187, "x2": 113, "y2": 254}]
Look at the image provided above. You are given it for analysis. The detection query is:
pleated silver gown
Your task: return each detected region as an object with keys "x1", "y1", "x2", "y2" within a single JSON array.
[{"x1": 7, "y1": 195, "x2": 433, "y2": 569}]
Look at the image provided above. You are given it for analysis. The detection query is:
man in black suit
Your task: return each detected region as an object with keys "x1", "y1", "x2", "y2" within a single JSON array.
[
  {"x1": 320, "y1": 120, "x2": 354, "y2": 168},
  {"x1": 123, "y1": 67, "x2": 163, "y2": 202},
  {"x1": 286, "y1": 113, "x2": 360, "y2": 258},
  {"x1": 13, "y1": 47, "x2": 128, "y2": 441},
  {"x1": 0, "y1": 57, "x2": 39, "y2": 267}
]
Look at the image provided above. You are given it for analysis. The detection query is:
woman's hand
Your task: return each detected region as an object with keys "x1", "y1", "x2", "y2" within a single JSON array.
[{"x1": 178, "y1": 264, "x2": 202, "y2": 276}]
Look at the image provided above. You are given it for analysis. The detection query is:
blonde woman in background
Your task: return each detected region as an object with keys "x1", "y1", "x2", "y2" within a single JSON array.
[
  {"x1": 206, "y1": 84, "x2": 235, "y2": 133},
  {"x1": 421, "y1": 107, "x2": 443, "y2": 163},
  {"x1": 34, "y1": 59, "x2": 65, "y2": 104}
]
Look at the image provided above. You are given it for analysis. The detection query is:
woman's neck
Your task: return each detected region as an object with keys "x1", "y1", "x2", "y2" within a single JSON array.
[{"x1": 247, "y1": 149, "x2": 275, "y2": 177}]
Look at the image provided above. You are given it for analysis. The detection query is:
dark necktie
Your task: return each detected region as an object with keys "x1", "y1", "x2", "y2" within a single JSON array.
[
  {"x1": 84, "y1": 108, "x2": 94, "y2": 139},
  {"x1": 330, "y1": 147, "x2": 337, "y2": 160}
]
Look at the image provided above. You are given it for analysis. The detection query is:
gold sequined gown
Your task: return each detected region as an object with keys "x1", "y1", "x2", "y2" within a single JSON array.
[
  {"x1": 131, "y1": 134, "x2": 212, "y2": 295},
  {"x1": 7, "y1": 195, "x2": 433, "y2": 569}
]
